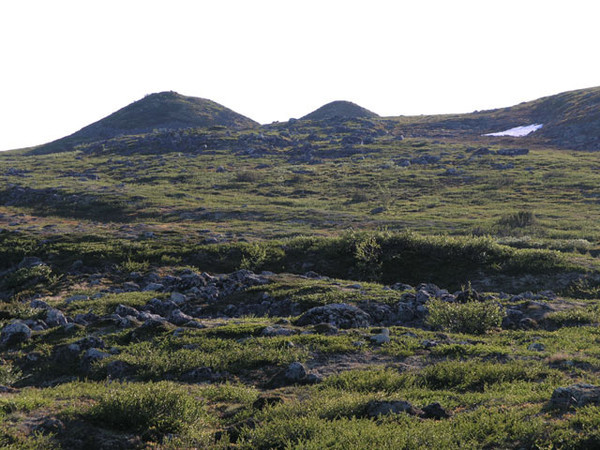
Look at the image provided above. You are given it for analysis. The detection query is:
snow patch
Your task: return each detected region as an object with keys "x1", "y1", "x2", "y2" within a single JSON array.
[{"x1": 484, "y1": 124, "x2": 543, "y2": 137}]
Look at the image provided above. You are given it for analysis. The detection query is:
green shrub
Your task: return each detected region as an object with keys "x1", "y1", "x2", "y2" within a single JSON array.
[
  {"x1": 426, "y1": 299, "x2": 503, "y2": 334},
  {"x1": 499, "y1": 210, "x2": 536, "y2": 228},
  {"x1": 88, "y1": 381, "x2": 206, "y2": 435}
]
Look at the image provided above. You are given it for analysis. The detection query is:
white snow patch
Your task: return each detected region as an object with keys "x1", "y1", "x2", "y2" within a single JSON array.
[{"x1": 484, "y1": 124, "x2": 543, "y2": 137}]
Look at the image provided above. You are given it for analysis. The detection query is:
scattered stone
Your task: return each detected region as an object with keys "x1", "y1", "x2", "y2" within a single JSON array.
[
  {"x1": 253, "y1": 395, "x2": 284, "y2": 410},
  {"x1": 312, "y1": 323, "x2": 339, "y2": 335},
  {"x1": 18, "y1": 256, "x2": 44, "y2": 269},
  {"x1": 80, "y1": 348, "x2": 111, "y2": 372},
  {"x1": 528, "y1": 343, "x2": 545, "y2": 352},
  {"x1": 65, "y1": 294, "x2": 90, "y2": 304},
  {"x1": 497, "y1": 148, "x2": 529, "y2": 156},
  {"x1": 284, "y1": 362, "x2": 307, "y2": 382},
  {"x1": 370, "y1": 328, "x2": 391, "y2": 345},
  {"x1": 184, "y1": 320, "x2": 206, "y2": 329},
  {"x1": 262, "y1": 326, "x2": 297, "y2": 337},
  {"x1": 421, "y1": 339, "x2": 439, "y2": 349},
  {"x1": 421, "y1": 402, "x2": 451, "y2": 419},
  {"x1": 181, "y1": 367, "x2": 220, "y2": 383},
  {"x1": 0, "y1": 321, "x2": 32, "y2": 347},
  {"x1": 115, "y1": 304, "x2": 140, "y2": 318},
  {"x1": 519, "y1": 318, "x2": 538, "y2": 330},
  {"x1": 296, "y1": 303, "x2": 371, "y2": 329},
  {"x1": 143, "y1": 282, "x2": 164, "y2": 292},
  {"x1": 45, "y1": 308, "x2": 68, "y2": 328},
  {"x1": 170, "y1": 292, "x2": 186, "y2": 304},
  {"x1": 106, "y1": 360, "x2": 135, "y2": 380},
  {"x1": 30, "y1": 299, "x2": 50, "y2": 309},
  {"x1": 168, "y1": 309, "x2": 194, "y2": 326},
  {"x1": 550, "y1": 384, "x2": 600, "y2": 410},
  {"x1": 33, "y1": 417, "x2": 65, "y2": 435},
  {"x1": 365, "y1": 400, "x2": 421, "y2": 418}
]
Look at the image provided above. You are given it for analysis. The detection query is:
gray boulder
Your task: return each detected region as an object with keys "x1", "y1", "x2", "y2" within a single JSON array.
[
  {"x1": 0, "y1": 321, "x2": 32, "y2": 347},
  {"x1": 115, "y1": 304, "x2": 140, "y2": 318},
  {"x1": 365, "y1": 400, "x2": 421, "y2": 417},
  {"x1": 284, "y1": 362, "x2": 307, "y2": 382},
  {"x1": 168, "y1": 309, "x2": 194, "y2": 326},
  {"x1": 296, "y1": 303, "x2": 371, "y2": 329},
  {"x1": 550, "y1": 384, "x2": 600, "y2": 410},
  {"x1": 45, "y1": 308, "x2": 68, "y2": 328}
]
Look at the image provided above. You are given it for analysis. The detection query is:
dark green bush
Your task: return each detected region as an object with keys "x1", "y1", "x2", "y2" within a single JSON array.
[{"x1": 426, "y1": 299, "x2": 503, "y2": 334}]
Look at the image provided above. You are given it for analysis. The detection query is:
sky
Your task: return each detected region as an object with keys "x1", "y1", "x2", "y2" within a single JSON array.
[{"x1": 1, "y1": 0, "x2": 599, "y2": 151}]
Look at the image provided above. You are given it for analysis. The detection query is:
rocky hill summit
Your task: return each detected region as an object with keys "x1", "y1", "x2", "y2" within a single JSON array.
[
  {"x1": 28, "y1": 91, "x2": 258, "y2": 154},
  {"x1": 301, "y1": 100, "x2": 379, "y2": 121}
]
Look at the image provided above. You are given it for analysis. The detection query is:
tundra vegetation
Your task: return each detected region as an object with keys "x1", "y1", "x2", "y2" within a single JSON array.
[{"x1": 0, "y1": 88, "x2": 600, "y2": 448}]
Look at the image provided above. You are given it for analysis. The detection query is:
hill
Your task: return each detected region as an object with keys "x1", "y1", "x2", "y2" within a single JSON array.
[
  {"x1": 391, "y1": 86, "x2": 600, "y2": 150},
  {"x1": 26, "y1": 91, "x2": 258, "y2": 154},
  {"x1": 301, "y1": 100, "x2": 379, "y2": 121}
]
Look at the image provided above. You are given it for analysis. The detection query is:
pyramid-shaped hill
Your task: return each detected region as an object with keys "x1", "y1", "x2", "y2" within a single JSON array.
[
  {"x1": 29, "y1": 91, "x2": 259, "y2": 154},
  {"x1": 301, "y1": 100, "x2": 379, "y2": 121}
]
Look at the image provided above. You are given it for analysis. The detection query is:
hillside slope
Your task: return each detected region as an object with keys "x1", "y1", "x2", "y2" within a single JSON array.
[
  {"x1": 391, "y1": 86, "x2": 600, "y2": 150},
  {"x1": 27, "y1": 91, "x2": 258, "y2": 154}
]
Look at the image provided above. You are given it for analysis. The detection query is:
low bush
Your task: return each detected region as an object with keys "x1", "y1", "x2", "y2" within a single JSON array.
[
  {"x1": 426, "y1": 299, "x2": 503, "y2": 334},
  {"x1": 88, "y1": 381, "x2": 206, "y2": 435}
]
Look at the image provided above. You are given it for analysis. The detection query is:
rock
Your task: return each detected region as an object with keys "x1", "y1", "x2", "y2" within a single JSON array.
[
  {"x1": 122, "y1": 281, "x2": 141, "y2": 292},
  {"x1": 550, "y1": 384, "x2": 600, "y2": 410},
  {"x1": 421, "y1": 339, "x2": 438, "y2": 349},
  {"x1": 80, "y1": 348, "x2": 111, "y2": 372},
  {"x1": 305, "y1": 373, "x2": 323, "y2": 384},
  {"x1": 253, "y1": 395, "x2": 284, "y2": 410},
  {"x1": 262, "y1": 326, "x2": 297, "y2": 337},
  {"x1": 115, "y1": 304, "x2": 140, "y2": 318},
  {"x1": 454, "y1": 288, "x2": 481, "y2": 303},
  {"x1": 52, "y1": 343, "x2": 81, "y2": 365},
  {"x1": 184, "y1": 320, "x2": 206, "y2": 329},
  {"x1": 390, "y1": 283, "x2": 413, "y2": 291},
  {"x1": 528, "y1": 343, "x2": 545, "y2": 352},
  {"x1": 30, "y1": 299, "x2": 50, "y2": 309},
  {"x1": 75, "y1": 336, "x2": 106, "y2": 350},
  {"x1": 365, "y1": 400, "x2": 421, "y2": 418},
  {"x1": 0, "y1": 321, "x2": 32, "y2": 347},
  {"x1": 143, "y1": 282, "x2": 164, "y2": 292},
  {"x1": 45, "y1": 308, "x2": 68, "y2": 328},
  {"x1": 65, "y1": 294, "x2": 89, "y2": 304},
  {"x1": 296, "y1": 303, "x2": 371, "y2": 329},
  {"x1": 358, "y1": 302, "x2": 393, "y2": 324},
  {"x1": 284, "y1": 362, "x2": 307, "y2": 382},
  {"x1": 170, "y1": 292, "x2": 186, "y2": 304},
  {"x1": 18, "y1": 256, "x2": 44, "y2": 269},
  {"x1": 312, "y1": 323, "x2": 339, "y2": 335},
  {"x1": 519, "y1": 318, "x2": 538, "y2": 329},
  {"x1": 106, "y1": 360, "x2": 135, "y2": 380},
  {"x1": 416, "y1": 289, "x2": 434, "y2": 303},
  {"x1": 181, "y1": 367, "x2": 219, "y2": 383},
  {"x1": 497, "y1": 148, "x2": 529, "y2": 156},
  {"x1": 370, "y1": 328, "x2": 391, "y2": 345},
  {"x1": 396, "y1": 302, "x2": 415, "y2": 323},
  {"x1": 421, "y1": 402, "x2": 451, "y2": 419},
  {"x1": 168, "y1": 309, "x2": 194, "y2": 326},
  {"x1": 33, "y1": 417, "x2": 65, "y2": 435}
]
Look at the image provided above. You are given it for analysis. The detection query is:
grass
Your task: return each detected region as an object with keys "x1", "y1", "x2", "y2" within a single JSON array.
[{"x1": 1, "y1": 110, "x2": 600, "y2": 446}]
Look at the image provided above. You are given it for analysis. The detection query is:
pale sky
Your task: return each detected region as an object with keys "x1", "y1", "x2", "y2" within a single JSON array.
[{"x1": 1, "y1": 0, "x2": 599, "y2": 151}]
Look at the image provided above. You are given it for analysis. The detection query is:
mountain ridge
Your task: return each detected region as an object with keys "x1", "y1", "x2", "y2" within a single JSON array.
[{"x1": 14, "y1": 85, "x2": 600, "y2": 155}]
